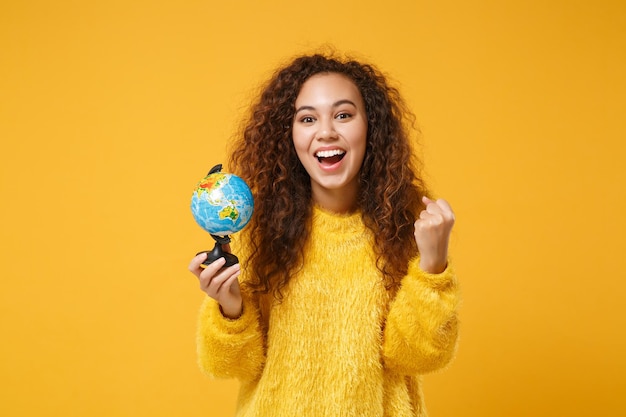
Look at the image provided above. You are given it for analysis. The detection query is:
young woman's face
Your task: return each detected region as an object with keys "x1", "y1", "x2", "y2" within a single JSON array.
[{"x1": 292, "y1": 73, "x2": 368, "y2": 208}]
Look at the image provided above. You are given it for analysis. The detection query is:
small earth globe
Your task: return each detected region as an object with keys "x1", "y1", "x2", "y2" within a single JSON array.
[{"x1": 190, "y1": 166, "x2": 254, "y2": 237}]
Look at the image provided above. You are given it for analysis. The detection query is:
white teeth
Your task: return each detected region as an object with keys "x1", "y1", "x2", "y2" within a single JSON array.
[{"x1": 315, "y1": 149, "x2": 345, "y2": 158}]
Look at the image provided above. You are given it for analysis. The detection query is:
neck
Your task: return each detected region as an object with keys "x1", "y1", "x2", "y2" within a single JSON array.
[{"x1": 311, "y1": 184, "x2": 359, "y2": 214}]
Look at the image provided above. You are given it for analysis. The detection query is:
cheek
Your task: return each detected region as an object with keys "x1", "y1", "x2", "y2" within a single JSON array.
[
  {"x1": 292, "y1": 136, "x2": 305, "y2": 155},
  {"x1": 292, "y1": 137, "x2": 309, "y2": 164},
  {"x1": 349, "y1": 126, "x2": 368, "y2": 155},
  {"x1": 292, "y1": 128, "x2": 311, "y2": 152}
]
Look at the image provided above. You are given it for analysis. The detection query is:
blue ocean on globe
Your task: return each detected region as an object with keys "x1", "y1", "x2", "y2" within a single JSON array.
[{"x1": 190, "y1": 171, "x2": 254, "y2": 236}]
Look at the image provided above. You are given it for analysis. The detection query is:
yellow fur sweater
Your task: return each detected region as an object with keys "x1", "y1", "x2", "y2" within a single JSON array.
[{"x1": 197, "y1": 206, "x2": 460, "y2": 417}]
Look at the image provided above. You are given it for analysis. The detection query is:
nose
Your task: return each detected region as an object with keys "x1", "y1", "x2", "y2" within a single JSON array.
[{"x1": 315, "y1": 117, "x2": 338, "y2": 141}]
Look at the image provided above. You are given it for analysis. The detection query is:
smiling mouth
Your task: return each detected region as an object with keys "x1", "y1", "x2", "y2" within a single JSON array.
[{"x1": 316, "y1": 149, "x2": 346, "y2": 165}]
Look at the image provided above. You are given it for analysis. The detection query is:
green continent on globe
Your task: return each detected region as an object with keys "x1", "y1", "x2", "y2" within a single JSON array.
[{"x1": 219, "y1": 205, "x2": 239, "y2": 222}]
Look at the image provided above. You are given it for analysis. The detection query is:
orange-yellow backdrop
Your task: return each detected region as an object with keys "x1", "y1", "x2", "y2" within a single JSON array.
[{"x1": 1, "y1": 0, "x2": 625, "y2": 416}]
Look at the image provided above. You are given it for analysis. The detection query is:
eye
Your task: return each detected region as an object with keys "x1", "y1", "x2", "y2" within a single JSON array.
[
  {"x1": 299, "y1": 116, "x2": 315, "y2": 123},
  {"x1": 336, "y1": 112, "x2": 352, "y2": 120}
]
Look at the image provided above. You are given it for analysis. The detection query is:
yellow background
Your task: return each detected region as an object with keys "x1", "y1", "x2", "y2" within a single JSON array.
[{"x1": 1, "y1": 0, "x2": 625, "y2": 416}]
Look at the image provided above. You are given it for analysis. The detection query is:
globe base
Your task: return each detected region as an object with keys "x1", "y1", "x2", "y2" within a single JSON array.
[{"x1": 197, "y1": 240, "x2": 239, "y2": 268}]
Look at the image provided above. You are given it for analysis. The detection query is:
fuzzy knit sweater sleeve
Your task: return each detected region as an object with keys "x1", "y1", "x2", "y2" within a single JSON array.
[
  {"x1": 382, "y1": 257, "x2": 460, "y2": 375},
  {"x1": 196, "y1": 287, "x2": 265, "y2": 381}
]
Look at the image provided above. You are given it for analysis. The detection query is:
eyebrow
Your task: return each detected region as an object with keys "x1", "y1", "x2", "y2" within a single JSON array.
[{"x1": 294, "y1": 99, "x2": 357, "y2": 114}]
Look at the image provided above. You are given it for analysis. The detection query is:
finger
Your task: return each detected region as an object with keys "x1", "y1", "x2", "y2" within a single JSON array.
[
  {"x1": 204, "y1": 272, "x2": 239, "y2": 301},
  {"x1": 417, "y1": 213, "x2": 445, "y2": 229},
  {"x1": 200, "y1": 256, "x2": 227, "y2": 277},
  {"x1": 435, "y1": 198, "x2": 454, "y2": 215},
  {"x1": 197, "y1": 257, "x2": 227, "y2": 285},
  {"x1": 216, "y1": 268, "x2": 241, "y2": 295},
  {"x1": 426, "y1": 201, "x2": 443, "y2": 215},
  {"x1": 205, "y1": 264, "x2": 240, "y2": 295},
  {"x1": 223, "y1": 271, "x2": 241, "y2": 289},
  {"x1": 434, "y1": 200, "x2": 455, "y2": 227},
  {"x1": 188, "y1": 252, "x2": 209, "y2": 275},
  {"x1": 423, "y1": 195, "x2": 445, "y2": 215}
]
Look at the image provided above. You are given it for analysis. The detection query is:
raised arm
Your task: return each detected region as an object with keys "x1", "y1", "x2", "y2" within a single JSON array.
[{"x1": 382, "y1": 197, "x2": 460, "y2": 374}]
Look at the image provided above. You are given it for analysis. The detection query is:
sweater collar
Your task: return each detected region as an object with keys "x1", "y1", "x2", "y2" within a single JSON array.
[{"x1": 312, "y1": 205, "x2": 363, "y2": 236}]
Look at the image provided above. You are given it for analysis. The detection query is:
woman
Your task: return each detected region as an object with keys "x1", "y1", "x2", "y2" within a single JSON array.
[{"x1": 189, "y1": 52, "x2": 460, "y2": 416}]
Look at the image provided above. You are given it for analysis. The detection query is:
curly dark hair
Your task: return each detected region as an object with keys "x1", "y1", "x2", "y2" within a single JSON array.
[{"x1": 229, "y1": 52, "x2": 429, "y2": 297}]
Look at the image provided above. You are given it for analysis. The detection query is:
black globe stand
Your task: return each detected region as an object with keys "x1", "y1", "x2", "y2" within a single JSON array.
[{"x1": 197, "y1": 234, "x2": 239, "y2": 268}]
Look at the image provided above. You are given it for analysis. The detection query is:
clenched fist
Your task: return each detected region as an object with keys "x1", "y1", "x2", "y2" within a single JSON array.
[{"x1": 414, "y1": 196, "x2": 455, "y2": 274}]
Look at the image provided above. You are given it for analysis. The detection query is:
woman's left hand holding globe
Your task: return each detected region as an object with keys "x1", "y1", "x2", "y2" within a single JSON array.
[{"x1": 188, "y1": 247, "x2": 243, "y2": 319}]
